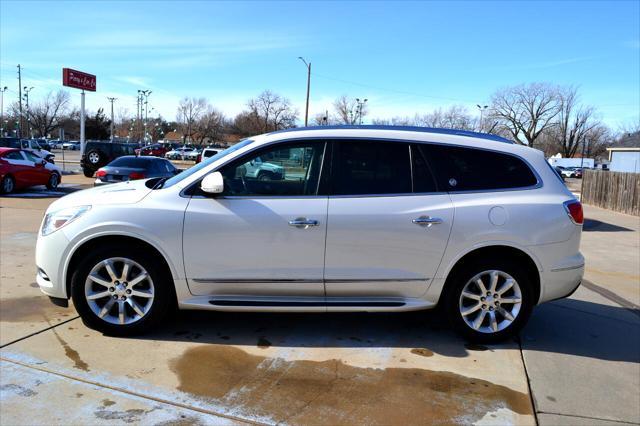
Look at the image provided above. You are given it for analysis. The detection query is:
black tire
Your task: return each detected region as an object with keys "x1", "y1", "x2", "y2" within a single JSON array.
[
  {"x1": 442, "y1": 258, "x2": 534, "y2": 344},
  {"x1": 258, "y1": 172, "x2": 272, "y2": 181},
  {"x1": 1, "y1": 175, "x2": 15, "y2": 194},
  {"x1": 87, "y1": 150, "x2": 103, "y2": 166},
  {"x1": 71, "y1": 245, "x2": 175, "y2": 336},
  {"x1": 83, "y1": 168, "x2": 94, "y2": 178},
  {"x1": 46, "y1": 173, "x2": 60, "y2": 190}
]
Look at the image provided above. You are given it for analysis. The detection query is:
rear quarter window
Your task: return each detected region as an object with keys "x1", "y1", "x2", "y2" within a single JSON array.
[{"x1": 424, "y1": 144, "x2": 538, "y2": 191}]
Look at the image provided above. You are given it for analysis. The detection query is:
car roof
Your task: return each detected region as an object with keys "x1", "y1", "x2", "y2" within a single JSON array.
[
  {"x1": 267, "y1": 125, "x2": 513, "y2": 144},
  {"x1": 0, "y1": 147, "x2": 20, "y2": 154}
]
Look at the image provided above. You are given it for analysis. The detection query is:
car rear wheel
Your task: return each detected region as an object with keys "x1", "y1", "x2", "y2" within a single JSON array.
[
  {"x1": 83, "y1": 168, "x2": 94, "y2": 178},
  {"x1": 87, "y1": 150, "x2": 102, "y2": 165},
  {"x1": 71, "y1": 246, "x2": 174, "y2": 336},
  {"x1": 443, "y1": 260, "x2": 534, "y2": 343},
  {"x1": 46, "y1": 173, "x2": 60, "y2": 190},
  {"x1": 1, "y1": 175, "x2": 15, "y2": 194}
]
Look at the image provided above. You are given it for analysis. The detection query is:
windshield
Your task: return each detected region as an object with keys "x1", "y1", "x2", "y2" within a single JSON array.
[{"x1": 161, "y1": 139, "x2": 255, "y2": 189}]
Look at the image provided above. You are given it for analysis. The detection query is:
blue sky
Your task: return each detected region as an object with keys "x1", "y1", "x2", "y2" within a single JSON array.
[{"x1": 1, "y1": 0, "x2": 638, "y2": 128}]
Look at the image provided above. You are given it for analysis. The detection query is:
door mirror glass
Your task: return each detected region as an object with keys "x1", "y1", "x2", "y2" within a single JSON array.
[{"x1": 201, "y1": 171, "x2": 224, "y2": 194}]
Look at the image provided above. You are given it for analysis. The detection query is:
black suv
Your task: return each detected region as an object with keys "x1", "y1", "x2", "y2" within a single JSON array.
[{"x1": 81, "y1": 141, "x2": 139, "y2": 177}]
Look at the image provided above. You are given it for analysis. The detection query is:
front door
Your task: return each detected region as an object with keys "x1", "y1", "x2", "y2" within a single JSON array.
[
  {"x1": 324, "y1": 140, "x2": 454, "y2": 298},
  {"x1": 183, "y1": 140, "x2": 329, "y2": 297}
]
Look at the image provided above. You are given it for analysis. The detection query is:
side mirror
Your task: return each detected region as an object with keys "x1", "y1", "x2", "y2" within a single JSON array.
[{"x1": 200, "y1": 171, "x2": 224, "y2": 194}]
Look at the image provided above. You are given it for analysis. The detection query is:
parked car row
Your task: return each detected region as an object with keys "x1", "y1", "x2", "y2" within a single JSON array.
[
  {"x1": 557, "y1": 166, "x2": 584, "y2": 178},
  {"x1": 0, "y1": 147, "x2": 62, "y2": 193},
  {"x1": 0, "y1": 137, "x2": 56, "y2": 163}
]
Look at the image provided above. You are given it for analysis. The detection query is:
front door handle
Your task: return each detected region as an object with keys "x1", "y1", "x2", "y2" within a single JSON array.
[
  {"x1": 288, "y1": 218, "x2": 319, "y2": 229},
  {"x1": 412, "y1": 216, "x2": 443, "y2": 227}
]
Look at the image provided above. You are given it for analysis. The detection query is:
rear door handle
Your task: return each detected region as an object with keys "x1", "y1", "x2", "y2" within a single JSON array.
[
  {"x1": 412, "y1": 216, "x2": 443, "y2": 227},
  {"x1": 288, "y1": 218, "x2": 319, "y2": 229}
]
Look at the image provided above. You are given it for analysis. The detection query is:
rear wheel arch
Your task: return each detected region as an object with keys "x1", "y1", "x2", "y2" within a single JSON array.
[
  {"x1": 441, "y1": 245, "x2": 541, "y2": 305},
  {"x1": 65, "y1": 234, "x2": 176, "y2": 299}
]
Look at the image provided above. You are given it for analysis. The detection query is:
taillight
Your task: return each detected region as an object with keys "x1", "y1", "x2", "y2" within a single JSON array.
[
  {"x1": 563, "y1": 200, "x2": 583, "y2": 225},
  {"x1": 95, "y1": 169, "x2": 107, "y2": 178},
  {"x1": 129, "y1": 172, "x2": 146, "y2": 180}
]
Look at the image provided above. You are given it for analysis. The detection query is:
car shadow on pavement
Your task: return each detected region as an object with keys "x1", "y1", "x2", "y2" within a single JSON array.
[
  {"x1": 134, "y1": 298, "x2": 639, "y2": 362},
  {"x1": 583, "y1": 218, "x2": 633, "y2": 232}
]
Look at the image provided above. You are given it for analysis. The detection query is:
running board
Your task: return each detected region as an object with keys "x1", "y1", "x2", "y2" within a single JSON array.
[{"x1": 208, "y1": 300, "x2": 405, "y2": 307}]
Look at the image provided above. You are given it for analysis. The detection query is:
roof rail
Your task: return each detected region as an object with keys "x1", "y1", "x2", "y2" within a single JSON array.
[{"x1": 267, "y1": 125, "x2": 513, "y2": 144}]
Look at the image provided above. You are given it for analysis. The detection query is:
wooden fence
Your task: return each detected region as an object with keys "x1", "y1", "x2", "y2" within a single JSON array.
[{"x1": 581, "y1": 170, "x2": 639, "y2": 216}]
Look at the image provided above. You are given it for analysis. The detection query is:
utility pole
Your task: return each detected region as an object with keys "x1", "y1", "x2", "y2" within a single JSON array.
[
  {"x1": 0, "y1": 86, "x2": 7, "y2": 137},
  {"x1": 137, "y1": 90, "x2": 142, "y2": 143},
  {"x1": 107, "y1": 97, "x2": 117, "y2": 142},
  {"x1": 17, "y1": 65, "x2": 23, "y2": 138},
  {"x1": 298, "y1": 57, "x2": 311, "y2": 127},
  {"x1": 23, "y1": 86, "x2": 33, "y2": 138}
]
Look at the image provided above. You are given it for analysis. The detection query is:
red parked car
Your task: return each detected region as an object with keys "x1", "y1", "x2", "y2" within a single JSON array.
[
  {"x1": 0, "y1": 148, "x2": 61, "y2": 194},
  {"x1": 134, "y1": 144, "x2": 169, "y2": 157}
]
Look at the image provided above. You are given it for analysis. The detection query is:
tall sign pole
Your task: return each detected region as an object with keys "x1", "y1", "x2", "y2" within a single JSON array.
[{"x1": 62, "y1": 68, "x2": 96, "y2": 154}]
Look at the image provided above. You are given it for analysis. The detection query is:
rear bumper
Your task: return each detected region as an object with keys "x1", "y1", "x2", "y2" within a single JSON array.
[{"x1": 539, "y1": 258, "x2": 584, "y2": 303}]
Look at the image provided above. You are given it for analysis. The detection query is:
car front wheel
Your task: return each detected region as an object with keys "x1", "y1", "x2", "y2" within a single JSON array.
[
  {"x1": 71, "y1": 247, "x2": 174, "y2": 336},
  {"x1": 46, "y1": 173, "x2": 60, "y2": 190},
  {"x1": 443, "y1": 260, "x2": 534, "y2": 343}
]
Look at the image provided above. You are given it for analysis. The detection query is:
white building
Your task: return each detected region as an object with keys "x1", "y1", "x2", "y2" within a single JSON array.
[{"x1": 607, "y1": 148, "x2": 640, "y2": 173}]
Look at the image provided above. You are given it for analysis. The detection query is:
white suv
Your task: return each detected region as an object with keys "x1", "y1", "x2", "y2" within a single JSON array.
[{"x1": 35, "y1": 126, "x2": 584, "y2": 342}]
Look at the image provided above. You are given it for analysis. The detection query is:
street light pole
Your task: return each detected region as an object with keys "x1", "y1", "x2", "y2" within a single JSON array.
[
  {"x1": 23, "y1": 86, "x2": 34, "y2": 138},
  {"x1": 355, "y1": 98, "x2": 368, "y2": 125},
  {"x1": 107, "y1": 97, "x2": 117, "y2": 142},
  {"x1": 476, "y1": 104, "x2": 488, "y2": 132},
  {"x1": 140, "y1": 90, "x2": 151, "y2": 144},
  {"x1": 0, "y1": 86, "x2": 7, "y2": 137},
  {"x1": 298, "y1": 57, "x2": 311, "y2": 127}
]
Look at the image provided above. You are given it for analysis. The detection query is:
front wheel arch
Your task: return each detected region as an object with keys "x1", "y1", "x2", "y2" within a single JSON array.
[{"x1": 65, "y1": 235, "x2": 175, "y2": 301}]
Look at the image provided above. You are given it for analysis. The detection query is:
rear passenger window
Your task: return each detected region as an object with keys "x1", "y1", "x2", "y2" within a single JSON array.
[
  {"x1": 425, "y1": 144, "x2": 538, "y2": 191},
  {"x1": 333, "y1": 141, "x2": 411, "y2": 195}
]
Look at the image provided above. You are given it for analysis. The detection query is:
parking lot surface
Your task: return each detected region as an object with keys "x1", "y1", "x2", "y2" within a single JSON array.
[{"x1": 0, "y1": 176, "x2": 638, "y2": 425}]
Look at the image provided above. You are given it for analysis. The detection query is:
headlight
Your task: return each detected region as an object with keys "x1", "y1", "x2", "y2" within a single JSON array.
[{"x1": 41, "y1": 205, "x2": 91, "y2": 236}]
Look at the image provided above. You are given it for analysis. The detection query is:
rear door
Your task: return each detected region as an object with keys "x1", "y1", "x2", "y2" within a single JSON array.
[{"x1": 324, "y1": 140, "x2": 454, "y2": 298}]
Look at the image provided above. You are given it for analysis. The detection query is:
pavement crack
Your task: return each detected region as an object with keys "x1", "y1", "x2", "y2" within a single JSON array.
[
  {"x1": 516, "y1": 335, "x2": 539, "y2": 426},
  {"x1": 0, "y1": 316, "x2": 80, "y2": 349},
  {"x1": 537, "y1": 410, "x2": 639, "y2": 425}
]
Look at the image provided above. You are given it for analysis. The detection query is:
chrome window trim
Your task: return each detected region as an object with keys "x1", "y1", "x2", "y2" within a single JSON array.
[
  {"x1": 181, "y1": 136, "x2": 543, "y2": 199},
  {"x1": 192, "y1": 278, "x2": 430, "y2": 284}
]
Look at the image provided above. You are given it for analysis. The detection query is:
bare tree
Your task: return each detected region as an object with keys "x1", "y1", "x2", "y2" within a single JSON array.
[
  {"x1": 489, "y1": 83, "x2": 561, "y2": 148},
  {"x1": 246, "y1": 90, "x2": 297, "y2": 133},
  {"x1": 332, "y1": 95, "x2": 368, "y2": 125},
  {"x1": 24, "y1": 90, "x2": 70, "y2": 138},
  {"x1": 553, "y1": 87, "x2": 600, "y2": 158},
  {"x1": 176, "y1": 97, "x2": 207, "y2": 143},
  {"x1": 414, "y1": 105, "x2": 476, "y2": 130},
  {"x1": 195, "y1": 106, "x2": 225, "y2": 144}
]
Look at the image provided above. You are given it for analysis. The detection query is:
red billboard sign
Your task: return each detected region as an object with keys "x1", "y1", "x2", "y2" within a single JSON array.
[{"x1": 62, "y1": 68, "x2": 96, "y2": 91}]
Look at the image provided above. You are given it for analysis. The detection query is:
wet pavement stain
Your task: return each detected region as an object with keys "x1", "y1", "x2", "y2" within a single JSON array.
[
  {"x1": 410, "y1": 348, "x2": 434, "y2": 357},
  {"x1": 170, "y1": 345, "x2": 532, "y2": 424},
  {"x1": 0, "y1": 383, "x2": 37, "y2": 397},
  {"x1": 94, "y1": 408, "x2": 149, "y2": 423},
  {"x1": 29, "y1": 282, "x2": 39, "y2": 288},
  {"x1": 51, "y1": 328, "x2": 89, "y2": 371},
  {"x1": 102, "y1": 398, "x2": 116, "y2": 407},
  {"x1": 0, "y1": 296, "x2": 69, "y2": 323}
]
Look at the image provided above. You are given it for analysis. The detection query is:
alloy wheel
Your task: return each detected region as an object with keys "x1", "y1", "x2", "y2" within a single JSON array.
[
  {"x1": 84, "y1": 257, "x2": 155, "y2": 325},
  {"x1": 88, "y1": 152, "x2": 100, "y2": 164},
  {"x1": 458, "y1": 270, "x2": 522, "y2": 334}
]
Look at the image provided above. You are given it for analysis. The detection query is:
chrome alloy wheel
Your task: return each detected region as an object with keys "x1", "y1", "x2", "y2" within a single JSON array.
[
  {"x1": 84, "y1": 257, "x2": 155, "y2": 325},
  {"x1": 458, "y1": 270, "x2": 522, "y2": 334},
  {"x1": 88, "y1": 152, "x2": 100, "y2": 164}
]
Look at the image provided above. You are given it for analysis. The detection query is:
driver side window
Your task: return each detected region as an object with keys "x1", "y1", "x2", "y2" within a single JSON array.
[{"x1": 219, "y1": 142, "x2": 326, "y2": 197}]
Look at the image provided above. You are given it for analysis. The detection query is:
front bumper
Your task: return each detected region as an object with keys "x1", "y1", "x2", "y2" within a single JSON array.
[{"x1": 35, "y1": 226, "x2": 71, "y2": 299}]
